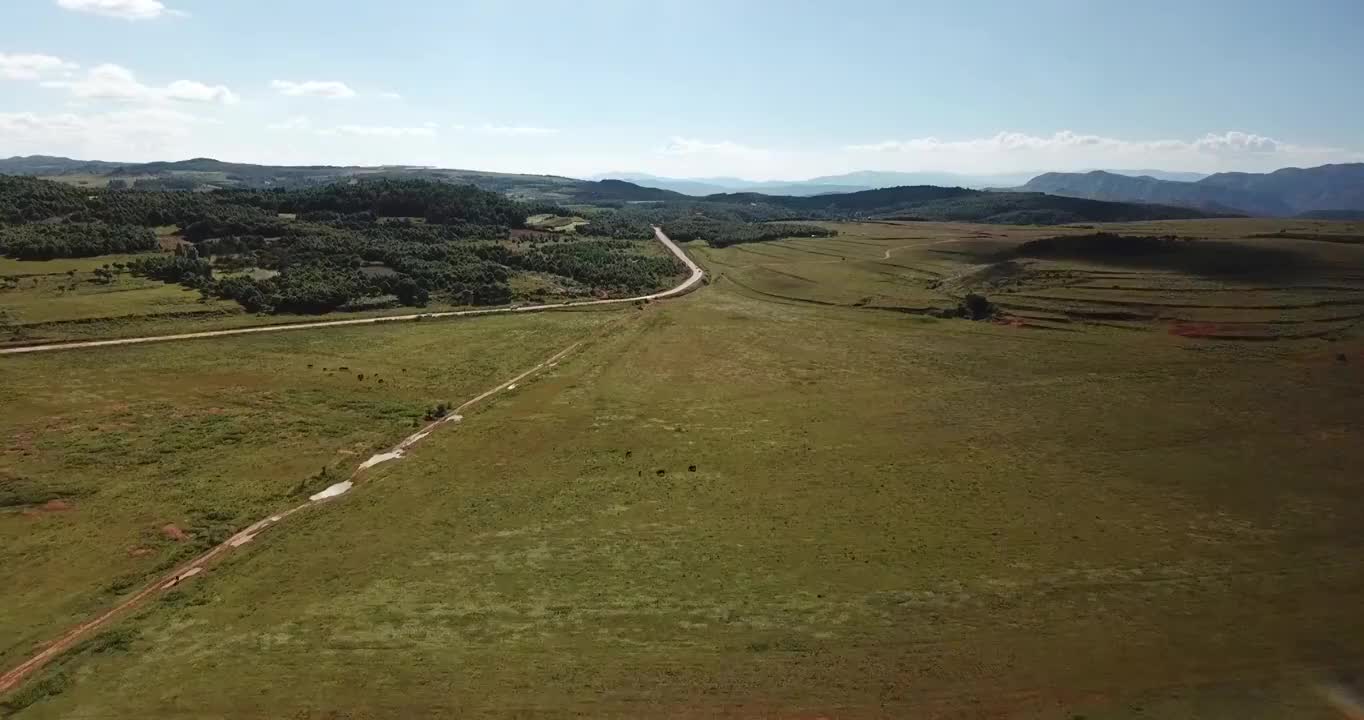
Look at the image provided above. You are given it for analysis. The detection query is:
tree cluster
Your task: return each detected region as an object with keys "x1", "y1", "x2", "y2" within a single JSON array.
[
  {"x1": 0, "y1": 223, "x2": 157, "y2": 260},
  {"x1": 1, "y1": 174, "x2": 695, "y2": 315}
]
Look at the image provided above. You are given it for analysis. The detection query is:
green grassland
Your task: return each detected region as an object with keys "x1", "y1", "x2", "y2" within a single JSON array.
[
  {"x1": 701, "y1": 219, "x2": 1364, "y2": 341},
  {"x1": 3, "y1": 220, "x2": 1363, "y2": 718},
  {"x1": 0, "y1": 310, "x2": 620, "y2": 677}
]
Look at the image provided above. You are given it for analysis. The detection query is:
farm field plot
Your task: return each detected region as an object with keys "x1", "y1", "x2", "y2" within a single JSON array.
[{"x1": 4, "y1": 239, "x2": 1361, "y2": 718}]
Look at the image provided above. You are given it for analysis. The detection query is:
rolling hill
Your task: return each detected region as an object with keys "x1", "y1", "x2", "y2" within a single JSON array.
[
  {"x1": 1, "y1": 156, "x2": 1220, "y2": 225},
  {"x1": 596, "y1": 169, "x2": 1205, "y2": 196},
  {"x1": 592, "y1": 172, "x2": 874, "y2": 197},
  {"x1": 1016, "y1": 163, "x2": 1364, "y2": 217}
]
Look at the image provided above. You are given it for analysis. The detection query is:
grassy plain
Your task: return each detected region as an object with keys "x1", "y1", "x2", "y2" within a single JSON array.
[
  {"x1": 0, "y1": 310, "x2": 619, "y2": 677},
  {"x1": 3, "y1": 220, "x2": 1363, "y2": 718},
  {"x1": 702, "y1": 219, "x2": 1364, "y2": 341}
]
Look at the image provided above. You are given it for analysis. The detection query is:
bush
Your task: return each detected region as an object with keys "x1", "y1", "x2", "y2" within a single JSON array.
[
  {"x1": 961, "y1": 293, "x2": 995, "y2": 320},
  {"x1": 424, "y1": 402, "x2": 450, "y2": 421}
]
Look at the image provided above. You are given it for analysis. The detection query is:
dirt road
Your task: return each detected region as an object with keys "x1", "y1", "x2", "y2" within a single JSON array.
[
  {"x1": 0, "y1": 230, "x2": 700, "y2": 695},
  {"x1": 0, "y1": 227, "x2": 702, "y2": 356}
]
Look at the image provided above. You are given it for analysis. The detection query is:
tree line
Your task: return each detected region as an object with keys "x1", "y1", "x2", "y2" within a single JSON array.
[
  {"x1": 579, "y1": 203, "x2": 836, "y2": 247},
  {"x1": 0, "y1": 176, "x2": 532, "y2": 230},
  {"x1": 0, "y1": 223, "x2": 158, "y2": 260}
]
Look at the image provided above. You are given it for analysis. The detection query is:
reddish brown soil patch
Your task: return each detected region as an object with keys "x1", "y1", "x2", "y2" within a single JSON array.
[
  {"x1": 7, "y1": 431, "x2": 36, "y2": 455},
  {"x1": 1169, "y1": 322, "x2": 1222, "y2": 338},
  {"x1": 17, "y1": 499, "x2": 73, "y2": 517},
  {"x1": 161, "y1": 524, "x2": 189, "y2": 542}
]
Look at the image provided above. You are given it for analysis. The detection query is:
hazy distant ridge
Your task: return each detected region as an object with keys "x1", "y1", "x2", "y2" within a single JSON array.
[{"x1": 1016, "y1": 164, "x2": 1364, "y2": 216}]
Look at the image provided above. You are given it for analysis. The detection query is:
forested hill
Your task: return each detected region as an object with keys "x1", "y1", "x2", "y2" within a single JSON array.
[
  {"x1": 697, "y1": 185, "x2": 1217, "y2": 224},
  {"x1": 0, "y1": 175, "x2": 527, "y2": 227},
  {"x1": 0, "y1": 155, "x2": 588, "y2": 200},
  {"x1": 3, "y1": 155, "x2": 1221, "y2": 223},
  {"x1": 0, "y1": 176, "x2": 686, "y2": 315},
  {"x1": 703, "y1": 185, "x2": 975, "y2": 212}
]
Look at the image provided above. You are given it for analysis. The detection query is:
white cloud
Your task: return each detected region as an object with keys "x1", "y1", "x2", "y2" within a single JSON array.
[
  {"x1": 0, "y1": 53, "x2": 78, "y2": 81},
  {"x1": 659, "y1": 136, "x2": 764, "y2": 156},
  {"x1": 1190, "y1": 131, "x2": 1282, "y2": 153},
  {"x1": 325, "y1": 125, "x2": 437, "y2": 138},
  {"x1": 271, "y1": 80, "x2": 357, "y2": 99},
  {"x1": 55, "y1": 0, "x2": 183, "y2": 20},
  {"x1": 845, "y1": 130, "x2": 1301, "y2": 157},
  {"x1": 268, "y1": 115, "x2": 312, "y2": 131},
  {"x1": 42, "y1": 63, "x2": 238, "y2": 105},
  {"x1": 0, "y1": 107, "x2": 208, "y2": 157},
  {"x1": 839, "y1": 130, "x2": 1357, "y2": 175},
  {"x1": 475, "y1": 124, "x2": 558, "y2": 136},
  {"x1": 161, "y1": 79, "x2": 238, "y2": 104}
]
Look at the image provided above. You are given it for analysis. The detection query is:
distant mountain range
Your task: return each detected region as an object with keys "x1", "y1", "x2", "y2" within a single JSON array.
[
  {"x1": 1015, "y1": 164, "x2": 1364, "y2": 217},
  {"x1": 591, "y1": 172, "x2": 880, "y2": 197},
  {"x1": 0, "y1": 154, "x2": 590, "y2": 200},
  {"x1": 596, "y1": 170, "x2": 1039, "y2": 196},
  {"x1": 0, "y1": 155, "x2": 1219, "y2": 226},
  {"x1": 593, "y1": 169, "x2": 1210, "y2": 196},
  {"x1": 13, "y1": 154, "x2": 1360, "y2": 220},
  {"x1": 12, "y1": 156, "x2": 1356, "y2": 219}
]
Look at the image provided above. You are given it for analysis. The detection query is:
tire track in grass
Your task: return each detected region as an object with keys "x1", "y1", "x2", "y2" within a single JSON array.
[{"x1": 0, "y1": 340, "x2": 585, "y2": 696}]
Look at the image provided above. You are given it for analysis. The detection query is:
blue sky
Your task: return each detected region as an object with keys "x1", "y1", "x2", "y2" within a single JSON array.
[{"x1": 1, "y1": 0, "x2": 1361, "y2": 179}]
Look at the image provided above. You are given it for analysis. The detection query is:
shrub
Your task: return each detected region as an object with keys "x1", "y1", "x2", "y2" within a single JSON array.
[{"x1": 961, "y1": 293, "x2": 995, "y2": 320}]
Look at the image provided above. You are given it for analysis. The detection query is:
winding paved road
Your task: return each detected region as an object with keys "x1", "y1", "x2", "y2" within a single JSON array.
[{"x1": 1, "y1": 227, "x2": 702, "y2": 356}]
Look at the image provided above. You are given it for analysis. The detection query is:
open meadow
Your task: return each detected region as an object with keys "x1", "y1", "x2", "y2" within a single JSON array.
[
  {"x1": 2, "y1": 220, "x2": 1363, "y2": 718},
  {"x1": 0, "y1": 310, "x2": 621, "y2": 680}
]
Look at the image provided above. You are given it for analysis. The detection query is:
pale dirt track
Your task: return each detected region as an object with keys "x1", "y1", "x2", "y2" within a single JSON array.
[
  {"x1": 0, "y1": 227, "x2": 703, "y2": 356},
  {"x1": 0, "y1": 230, "x2": 701, "y2": 695}
]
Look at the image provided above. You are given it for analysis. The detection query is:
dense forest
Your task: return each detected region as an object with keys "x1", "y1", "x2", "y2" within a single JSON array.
[
  {"x1": 0, "y1": 176, "x2": 686, "y2": 314},
  {"x1": 580, "y1": 202, "x2": 835, "y2": 247},
  {"x1": 0, "y1": 222, "x2": 157, "y2": 260}
]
